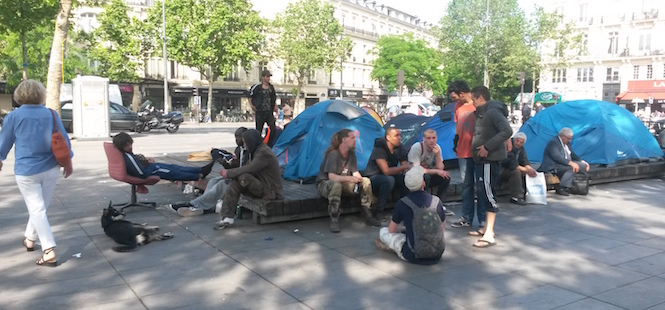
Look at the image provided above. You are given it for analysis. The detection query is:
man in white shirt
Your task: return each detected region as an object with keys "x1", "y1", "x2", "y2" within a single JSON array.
[{"x1": 408, "y1": 129, "x2": 453, "y2": 216}]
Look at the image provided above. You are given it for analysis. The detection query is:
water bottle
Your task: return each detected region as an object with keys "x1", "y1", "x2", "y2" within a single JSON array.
[{"x1": 353, "y1": 183, "x2": 359, "y2": 194}]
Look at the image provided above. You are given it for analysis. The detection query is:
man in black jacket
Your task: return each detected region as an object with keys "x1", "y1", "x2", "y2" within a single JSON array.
[
  {"x1": 500, "y1": 132, "x2": 537, "y2": 205},
  {"x1": 470, "y1": 86, "x2": 512, "y2": 248},
  {"x1": 249, "y1": 70, "x2": 277, "y2": 146}
]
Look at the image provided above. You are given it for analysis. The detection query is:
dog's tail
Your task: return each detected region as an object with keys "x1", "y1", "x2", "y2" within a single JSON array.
[{"x1": 112, "y1": 245, "x2": 138, "y2": 252}]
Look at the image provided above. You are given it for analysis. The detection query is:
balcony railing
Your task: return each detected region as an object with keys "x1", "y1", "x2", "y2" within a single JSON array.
[
  {"x1": 344, "y1": 25, "x2": 379, "y2": 38},
  {"x1": 632, "y1": 9, "x2": 659, "y2": 21}
]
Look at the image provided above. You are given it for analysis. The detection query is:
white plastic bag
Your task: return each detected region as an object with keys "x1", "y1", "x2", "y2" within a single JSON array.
[{"x1": 525, "y1": 172, "x2": 547, "y2": 205}]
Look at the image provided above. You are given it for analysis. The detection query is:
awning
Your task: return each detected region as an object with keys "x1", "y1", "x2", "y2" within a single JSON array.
[{"x1": 616, "y1": 91, "x2": 665, "y2": 104}]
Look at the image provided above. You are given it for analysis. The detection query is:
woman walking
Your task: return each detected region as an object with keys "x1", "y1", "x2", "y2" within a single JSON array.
[{"x1": 0, "y1": 79, "x2": 73, "y2": 267}]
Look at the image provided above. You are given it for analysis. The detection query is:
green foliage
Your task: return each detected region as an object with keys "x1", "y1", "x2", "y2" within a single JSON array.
[
  {"x1": 369, "y1": 33, "x2": 445, "y2": 95},
  {"x1": 86, "y1": 0, "x2": 145, "y2": 82},
  {"x1": 272, "y1": 0, "x2": 353, "y2": 89},
  {"x1": 0, "y1": 0, "x2": 58, "y2": 34},
  {"x1": 146, "y1": 0, "x2": 264, "y2": 81},
  {"x1": 439, "y1": 0, "x2": 571, "y2": 102},
  {"x1": 0, "y1": 23, "x2": 92, "y2": 88}
]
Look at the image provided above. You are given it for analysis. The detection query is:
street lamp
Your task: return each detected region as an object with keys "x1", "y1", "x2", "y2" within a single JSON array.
[{"x1": 162, "y1": 0, "x2": 169, "y2": 113}]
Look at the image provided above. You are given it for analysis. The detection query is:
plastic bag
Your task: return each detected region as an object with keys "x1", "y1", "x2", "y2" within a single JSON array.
[{"x1": 525, "y1": 172, "x2": 547, "y2": 205}]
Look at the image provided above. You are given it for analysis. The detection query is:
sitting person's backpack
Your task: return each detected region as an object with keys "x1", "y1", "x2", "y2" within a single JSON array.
[{"x1": 401, "y1": 196, "x2": 445, "y2": 259}]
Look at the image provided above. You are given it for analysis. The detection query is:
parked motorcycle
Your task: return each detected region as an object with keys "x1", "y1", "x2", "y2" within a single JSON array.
[{"x1": 135, "y1": 101, "x2": 184, "y2": 133}]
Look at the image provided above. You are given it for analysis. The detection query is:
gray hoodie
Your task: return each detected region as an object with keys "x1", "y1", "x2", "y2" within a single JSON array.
[{"x1": 471, "y1": 100, "x2": 513, "y2": 163}]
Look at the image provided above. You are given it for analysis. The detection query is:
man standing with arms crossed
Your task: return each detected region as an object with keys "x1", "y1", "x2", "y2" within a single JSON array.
[
  {"x1": 249, "y1": 70, "x2": 277, "y2": 146},
  {"x1": 469, "y1": 86, "x2": 512, "y2": 248}
]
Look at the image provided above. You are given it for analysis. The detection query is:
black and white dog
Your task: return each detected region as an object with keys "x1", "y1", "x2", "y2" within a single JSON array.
[{"x1": 101, "y1": 202, "x2": 174, "y2": 252}]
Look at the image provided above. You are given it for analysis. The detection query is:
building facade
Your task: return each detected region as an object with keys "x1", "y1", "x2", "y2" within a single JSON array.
[
  {"x1": 71, "y1": 0, "x2": 436, "y2": 118},
  {"x1": 538, "y1": 0, "x2": 665, "y2": 112}
]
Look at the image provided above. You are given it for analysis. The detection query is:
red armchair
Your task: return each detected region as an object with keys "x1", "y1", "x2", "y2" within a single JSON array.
[{"x1": 103, "y1": 142, "x2": 160, "y2": 211}]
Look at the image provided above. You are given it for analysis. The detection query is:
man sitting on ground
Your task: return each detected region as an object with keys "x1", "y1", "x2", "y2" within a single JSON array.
[
  {"x1": 113, "y1": 132, "x2": 214, "y2": 181},
  {"x1": 316, "y1": 129, "x2": 374, "y2": 233},
  {"x1": 214, "y1": 129, "x2": 284, "y2": 230},
  {"x1": 500, "y1": 132, "x2": 537, "y2": 205},
  {"x1": 170, "y1": 127, "x2": 249, "y2": 217},
  {"x1": 538, "y1": 127, "x2": 589, "y2": 196},
  {"x1": 363, "y1": 127, "x2": 412, "y2": 226},
  {"x1": 407, "y1": 128, "x2": 453, "y2": 216},
  {"x1": 374, "y1": 166, "x2": 446, "y2": 265}
]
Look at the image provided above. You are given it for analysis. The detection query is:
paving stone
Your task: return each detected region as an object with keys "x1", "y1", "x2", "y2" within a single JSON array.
[
  {"x1": 466, "y1": 284, "x2": 585, "y2": 310},
  {"x1": 618, "y1": 252, "x2": 665, "y2": 276},
  {"x1": 594, "y1": 277, "x2": 665, "y2": 310},
  {"x1": 553, "y1": 298, "x2": 626, "y2": 310}
]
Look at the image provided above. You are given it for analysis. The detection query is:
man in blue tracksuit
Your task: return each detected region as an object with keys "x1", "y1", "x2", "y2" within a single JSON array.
[
  {"x1": 112, "y1": 132, "x2": 213, "y2": 181},
  {"x1": 469, "y1": 86, "x2": 512, "y2": 248}
]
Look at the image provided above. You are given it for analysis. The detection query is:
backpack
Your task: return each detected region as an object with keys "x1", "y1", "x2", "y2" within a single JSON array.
[{"x1": 402, "y1": 196, "x2": 445, "y2": 259}]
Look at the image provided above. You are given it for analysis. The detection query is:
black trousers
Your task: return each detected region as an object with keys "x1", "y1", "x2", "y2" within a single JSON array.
[{"x1": 255, "y1": 111, "x2": 276, "y2": 147}]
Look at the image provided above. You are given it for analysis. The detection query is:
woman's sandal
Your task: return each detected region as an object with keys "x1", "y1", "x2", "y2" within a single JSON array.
[
  {"x1": 22, "y1": 238, "x2": 35, "y2": 252},
  {"x1": 36, "y1": 248, "x2": 57, "y2": 267}
]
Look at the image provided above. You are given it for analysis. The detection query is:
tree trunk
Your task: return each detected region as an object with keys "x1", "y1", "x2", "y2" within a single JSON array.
[
  {"x1": 207, "y1": 78, "x2": 213, "y2": 123},
  {"x1": 295, "y1": 83, "x2": 304, "y2": 115},
  {"x1": 132, "y1": 84, "x2": 141, "y2": 112},
  {"x1": 45, "y1": 0, "x2": 72, "y2": 114},
  {"x1": 21, "y1": 31, "x2": 28, "y2": 80}
]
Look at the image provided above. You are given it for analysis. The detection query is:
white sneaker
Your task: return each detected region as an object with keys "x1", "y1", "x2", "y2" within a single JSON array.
[
  {"x1": 178, "y1": 207, "x2": 204, "y2": 217},
  {"x1": 215, "y1": 200, "x2": 223, "y2": 214}
]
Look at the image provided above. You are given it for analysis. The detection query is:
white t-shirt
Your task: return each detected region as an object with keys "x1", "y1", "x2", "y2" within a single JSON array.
[{"x1": 408, "y1": 142, "x2": 442, "y2": 169}]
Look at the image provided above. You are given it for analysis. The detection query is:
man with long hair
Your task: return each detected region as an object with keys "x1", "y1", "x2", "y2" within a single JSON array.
[{"x1": 316, "y1": 129, "x2": 373, "y2": 232}]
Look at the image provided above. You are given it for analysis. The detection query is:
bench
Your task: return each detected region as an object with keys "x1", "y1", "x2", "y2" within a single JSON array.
[{"x1": 237, "y1": 182, "x2": 370, "y2": 224}]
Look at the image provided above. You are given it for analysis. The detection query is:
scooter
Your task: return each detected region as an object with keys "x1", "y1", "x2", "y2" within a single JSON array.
[{"x1": 135, "y1": 101, "x2": 183, "y2": 133}]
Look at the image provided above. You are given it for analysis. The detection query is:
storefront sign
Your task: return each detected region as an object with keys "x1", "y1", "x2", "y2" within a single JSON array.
[
  {"x1": 327, "y1": 89, "x2": 364, "y2": 99},
  {"x1": 627, "y1": 80, "x2": 665, "y2": 90}
]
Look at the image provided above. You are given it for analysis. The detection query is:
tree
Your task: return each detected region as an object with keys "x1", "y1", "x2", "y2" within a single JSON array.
[
  {"x1": 369, "y1": 33, "x2": 445, "y2": 96},
  {"x1": 45, "y1": 0, "x2": 73, "y2": 113},
  {"x1": 87, "y1": 0, "x2": 145, "y2": 83},
  {"x1": 272, "y1": 0, "x2": 352, "y2": 113},
  {"x1": 147, "y1": 0, "x2": 264, "y2": 121},
  {"x1": 439, "y1": 0, "x2": 574, "y2": 103},
  {"x1": 0, "y1": 24, "x2": 92, "y2": 88},
  {"x1": 0, "y1": 0, "x2": 58, "y2": 81}
]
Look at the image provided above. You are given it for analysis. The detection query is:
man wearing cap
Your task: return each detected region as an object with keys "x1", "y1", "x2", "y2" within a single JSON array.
[
  {"x1": 500, "y1": 132, "x2": 537, "y2": 205},
  {"x1": 374, "y1": 165, "x2": 446, "y2": 265},
  {"x1": 249, "y1": 70, "x2": 277, "y2": 146}
]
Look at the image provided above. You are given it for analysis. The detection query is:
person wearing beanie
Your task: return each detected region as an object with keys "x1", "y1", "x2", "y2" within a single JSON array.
[
  {"x1": 214, "y1": 129, "x2": 283, "y2": 230},
  {"x1": 374, "y1": 165, "x2": 447, "y2": 265},
  {"x1": 500, "y1": 132, "x2": 537, "y2": 205},
  {"x1": 170, "y1": 127, "x2": 249, "y2": 217},
  {"x1": 316, "y1": 128, "x2": 374, "y2": 233}
]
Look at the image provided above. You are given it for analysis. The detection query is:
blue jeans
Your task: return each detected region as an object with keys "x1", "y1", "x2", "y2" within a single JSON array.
[
  {"x1": 459, "y1": 158, "x2": 483, "y2": 224},
  {"x1": 148, "y1": 163, "x2": 201, "y2": 181},
  {"x1": 476, "y1": 161, "x2": 500, "y2": 214},
  {"x1": 369, "y1": 174, "x2": 407, "y2": 211}
]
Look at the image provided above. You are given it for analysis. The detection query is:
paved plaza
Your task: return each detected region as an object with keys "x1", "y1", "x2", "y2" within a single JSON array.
[{"x1": 1, "y1": 122, "x2": 665, "y2": 309}]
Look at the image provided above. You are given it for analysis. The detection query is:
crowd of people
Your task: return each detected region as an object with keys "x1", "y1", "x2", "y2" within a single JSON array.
[{"x1": 0, "y1": 77, "x2": 593, "y2": 268}]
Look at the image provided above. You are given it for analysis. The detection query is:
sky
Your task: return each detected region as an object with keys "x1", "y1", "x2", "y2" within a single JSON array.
[{"x1": 251, "y1": 0, "x2": 538, "y2": 24}]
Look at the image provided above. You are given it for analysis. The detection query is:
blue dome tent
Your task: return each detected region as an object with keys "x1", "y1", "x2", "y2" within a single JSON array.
[
  {"x1": 520, "y1": 99, "x2": 663, "y2": 165},
  {"x1": 273, "y1": 100, "x2": 385, "y2": 182},
  {"x1": 384, "y1": 103, "x2": 457, "y2": 161}
]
